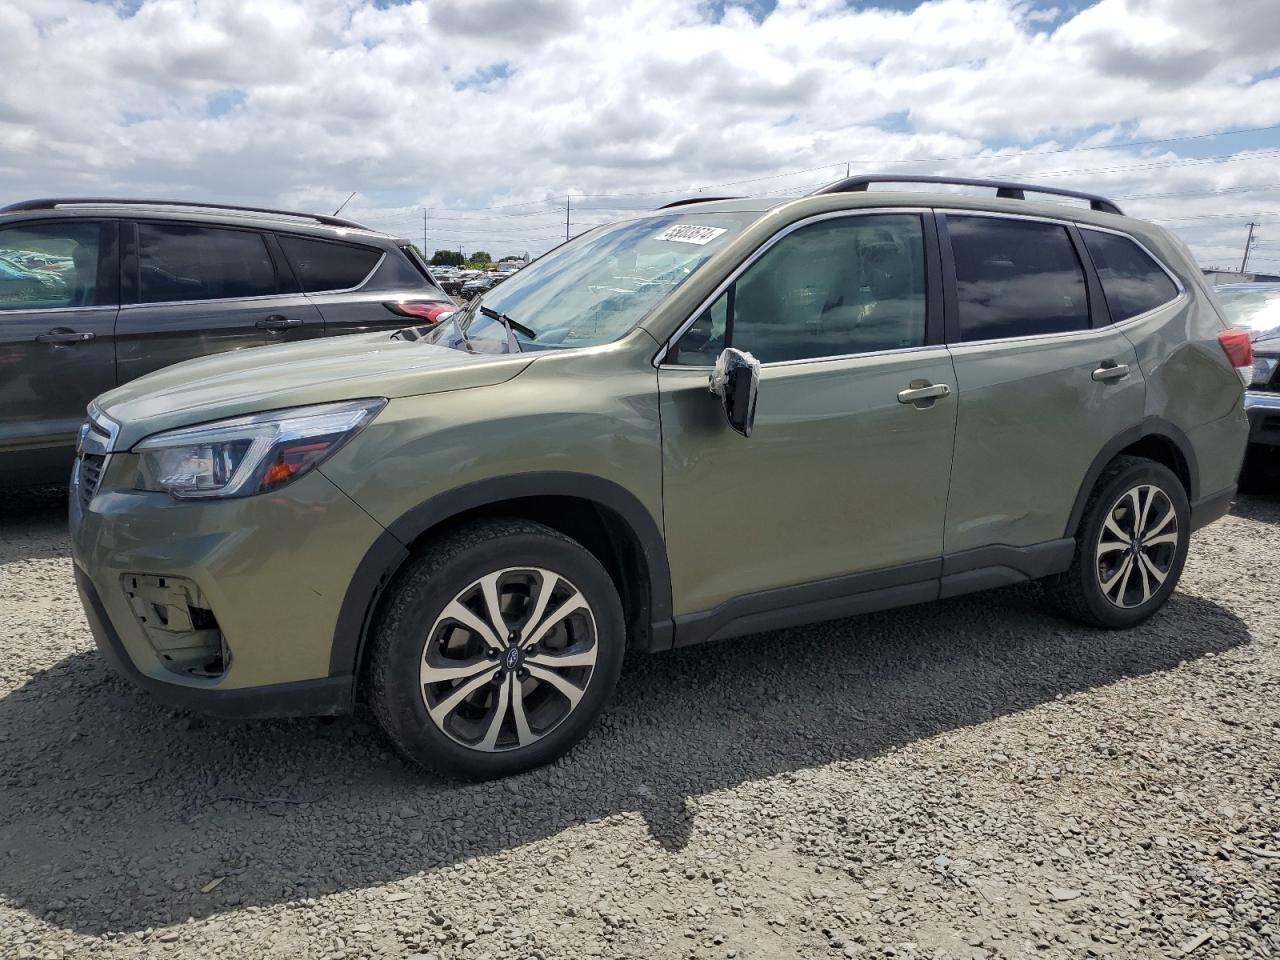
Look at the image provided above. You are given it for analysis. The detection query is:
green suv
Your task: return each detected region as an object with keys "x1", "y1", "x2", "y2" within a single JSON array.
[{"x1": 70, "y1": 175, "x2": 1250, "y2": 779}]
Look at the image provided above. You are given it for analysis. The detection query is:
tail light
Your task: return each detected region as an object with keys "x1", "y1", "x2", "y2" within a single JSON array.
[
  {"x1": 1217, "y1": 330, "x2": 1253, "y2": 387},
  {"x1": 384, "y1": 301, "x2": 455, "y2": 324}
]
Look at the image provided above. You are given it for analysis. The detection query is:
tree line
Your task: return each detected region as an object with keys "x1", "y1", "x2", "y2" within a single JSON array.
[{"x1": 427, "y1": 250, "x2": 526, "y2": 270}]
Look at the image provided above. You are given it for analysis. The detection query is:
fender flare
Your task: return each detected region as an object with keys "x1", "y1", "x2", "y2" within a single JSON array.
[
  {"x1": 328, "y1": 472, "x2": 674, "y2": 679},
  {"x1": 1063, "y1": 417, "x2": 1199, "y2": 538}
]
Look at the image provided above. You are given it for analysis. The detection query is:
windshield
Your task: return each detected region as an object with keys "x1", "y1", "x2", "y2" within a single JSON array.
[
  {"x1": 423, "y1": 211, "x2": 758, "y2": 352},
  {"x1": 1216, "y1": 285, "x2": 1280, "y2": 341}
]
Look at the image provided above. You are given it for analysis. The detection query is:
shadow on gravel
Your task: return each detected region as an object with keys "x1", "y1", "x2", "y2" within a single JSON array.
[
  {"x1": 0, "y1": 486, "x2": 70, "y2": 563},
  {"x1": 1232, "y1": 490, "x2": 1280, "y2": 524},
  {"x1": 0, "y1": 584, "x2": 1251, "y2": 934}
]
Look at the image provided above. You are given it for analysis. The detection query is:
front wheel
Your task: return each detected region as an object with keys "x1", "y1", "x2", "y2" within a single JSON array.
[
  {"x1": 368, "y1": 519, "x2": 625, "y2": 779},
  {"x1": 1044, "y1": 456, "x2": 1190, "y2": 629}
]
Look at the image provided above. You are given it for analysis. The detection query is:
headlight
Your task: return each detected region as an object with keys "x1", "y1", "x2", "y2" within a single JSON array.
[
  {"x1": 1253, "y1": 356, "x2": 1279, "y2": 388},
  {"x1": 134, "y1": 399, "x2": 385, "y2": 499}
]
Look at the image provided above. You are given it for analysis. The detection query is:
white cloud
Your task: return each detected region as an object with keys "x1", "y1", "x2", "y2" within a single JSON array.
[{"x1": 1, "y1": 0, "x2": 1278, "y2": 268}]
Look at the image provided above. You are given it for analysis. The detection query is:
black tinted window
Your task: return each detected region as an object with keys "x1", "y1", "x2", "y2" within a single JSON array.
[
  {"x1": 948, "y1": 217, "x2": 1089, "y2": 342},
  {"x1": 137, "y1": 224, "x2": 276, "y2": 303},
  {"x1": 671, "y1": 214, "x2": 927, "y2": 365},
  {"x1": 278, "y1": 236, "x2": 380, "y2": 292},
  {"x1": 1082, "y1": 229, "x2": 1179, "y2": 321},
  {"x1": 0, "y1": 221, "x2": 108, "y2": 311}
]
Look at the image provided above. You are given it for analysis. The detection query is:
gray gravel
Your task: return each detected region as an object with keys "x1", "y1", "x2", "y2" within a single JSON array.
[{"x1": 1, "y1": 486, "x2": 1277, "y2": 959}]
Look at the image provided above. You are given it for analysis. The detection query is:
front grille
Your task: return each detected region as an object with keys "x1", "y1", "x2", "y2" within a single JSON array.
[{"x1": 78, "y1": 453, "x2": 106, "y2": 508}]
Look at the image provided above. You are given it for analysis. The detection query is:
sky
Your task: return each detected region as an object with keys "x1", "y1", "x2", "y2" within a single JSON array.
[{"x1": 3, "y1": 0, "x2": 1280, "y2": 270}]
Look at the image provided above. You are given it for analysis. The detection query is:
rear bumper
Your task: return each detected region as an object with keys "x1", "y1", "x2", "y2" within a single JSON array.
[
  {"x1": 76, "y1": 565, "x2": 352, "y2": 718},
  {"x1": 1189, "y1": 486, "x2": 1236, "y2": 532},
  {"x1": 1245, "y1": 391, "x2": 1280, "y2": 448}
]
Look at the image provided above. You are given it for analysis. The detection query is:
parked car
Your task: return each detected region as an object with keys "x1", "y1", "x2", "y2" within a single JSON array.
[
  {"x1": 71, "y1": 175, "x2": 1248, "y2": 779},
  {"x1": 0, "y1": 198, "x2": 456, "y2": 486},
  {"x1": 1214, "y1": 282, "x2": 1280, "y2": 466},
  {"x1": 461, "y1": 274, "x2": 503, "y2": 299}
]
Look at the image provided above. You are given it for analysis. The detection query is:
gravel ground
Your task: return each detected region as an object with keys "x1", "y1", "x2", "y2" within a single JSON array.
[{"x1": 1, "y1": 486, "x2": 1277, "y2": 960}]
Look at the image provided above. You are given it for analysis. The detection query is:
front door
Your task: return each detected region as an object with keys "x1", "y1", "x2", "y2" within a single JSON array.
[
  {"x1": 658, "y1": 211, "x2": 957, "y2": 631},
  {"x1": 115, "y1": 220, "x2": 323, "y2": 384},
  {"x1": 0, "y1": 219, "x2": 118, "y2": 485}
]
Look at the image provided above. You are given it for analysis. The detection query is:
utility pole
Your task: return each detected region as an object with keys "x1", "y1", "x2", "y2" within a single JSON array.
[
  {"x1": 1241, "y1": 221, "x2": 1258, "y2": 274},
  {"x1": 565, "y1": 194, "x2": 570, "y2": 242},
  {"x1": 422, "y1": 209, "x2": 427, "y2": 255},
  {"x1": 845, "y1": 161, "x2": 850, "y2": 178}
]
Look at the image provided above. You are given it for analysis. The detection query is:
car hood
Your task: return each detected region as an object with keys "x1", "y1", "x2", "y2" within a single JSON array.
[{"x1": 95, "y1": 332, "x2": 534, "y2": 449}]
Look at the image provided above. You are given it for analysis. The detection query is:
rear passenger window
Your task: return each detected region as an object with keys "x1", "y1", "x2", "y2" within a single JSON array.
[
  {"x1": 138, "y1": 224, "x2": 276, "y2": 303},
  {"x1": 278, "y1": 236, "x2": 381, "y2": 293},
  {"x1": 1082, "y1": 229, "x2": 1180, "y2": 321},
  {"x1": 947, "y1": 217, "x2": 1090, "y2": 342}
]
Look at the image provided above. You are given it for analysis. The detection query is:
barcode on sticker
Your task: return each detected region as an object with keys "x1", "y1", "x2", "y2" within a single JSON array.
[{"x1": 654, "y1": 224, "x2": 727, "y2": 245}]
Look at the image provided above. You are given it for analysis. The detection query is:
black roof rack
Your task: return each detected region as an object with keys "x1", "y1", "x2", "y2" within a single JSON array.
[
  {"x1": 0, "y1": 197, "x2": 371, "y2": 229},
  {"x1": 657, "y1": 196, "x2": 741, "y2": 209},
  {"x1": 807, "y1": 175, "x2": 1124, "y2": 216}
]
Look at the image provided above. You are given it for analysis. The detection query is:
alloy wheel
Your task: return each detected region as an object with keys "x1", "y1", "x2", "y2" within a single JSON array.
[
  {"x1": 1095, "y1": 483, "x2": 1179, "y2": 609},
  {"x1": 419, "y1": 567, "x2": 598, "y2": 752}
]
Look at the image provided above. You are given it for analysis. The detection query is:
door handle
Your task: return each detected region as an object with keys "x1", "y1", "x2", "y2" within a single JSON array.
[
  {"x1": 1092, "y1": 361, "x2": 1131, "y2": 382},
  {"x1": 897, "y1": 382, "x2": 951, "y2": 405},
  {"x1": 256, "y1": 315, "x2": 303, "y2": 331},
  {"x1": 35, "y1": 331, "x2": 95, "y2": 344}
]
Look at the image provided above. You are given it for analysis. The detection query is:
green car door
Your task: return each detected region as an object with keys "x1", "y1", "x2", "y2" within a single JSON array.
[
  {"x1": 657, "y1": 211, "x2": 958, "y2": 636},
  {"x1": 937, "y1": 213, "x2": 1146, "y2": 555}
]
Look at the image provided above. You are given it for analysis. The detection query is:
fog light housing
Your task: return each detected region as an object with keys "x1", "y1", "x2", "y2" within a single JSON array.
[{"x1": 122, "y1": 574, "x2": 229, "y2": 678}]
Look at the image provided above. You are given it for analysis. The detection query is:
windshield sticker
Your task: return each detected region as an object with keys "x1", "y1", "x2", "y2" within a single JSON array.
[{"x1": 654, "y1": 224, "x2": 728, "y2": 245}]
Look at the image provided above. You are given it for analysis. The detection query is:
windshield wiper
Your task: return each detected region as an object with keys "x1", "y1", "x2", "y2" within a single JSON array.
[
  {"x1": 450, "y1": 310, "x2": 474, "y2": 353},
  {"x1": 480, "y1": 305, "x2": 537, "y2": 353}
]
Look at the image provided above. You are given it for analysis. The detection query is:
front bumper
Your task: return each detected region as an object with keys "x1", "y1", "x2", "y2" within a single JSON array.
[
  {"x1": 1245, "y1": 391, "x2": 1280, "y2": 448},
  {"x1": 70, "y1": 456, "x2": 389, "y2": 718},
  {"x1": 76, "y1": 566, "x2": 351, "y2": 718}
]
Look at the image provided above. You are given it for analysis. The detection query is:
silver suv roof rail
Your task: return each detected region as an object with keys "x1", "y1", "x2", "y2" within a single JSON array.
[
  {"x1": 0, "y1": 197, "x2": 370, "y2": 230},
  {"x1": 807, "y1": 175, "x2": 1124, "y2": 216}
]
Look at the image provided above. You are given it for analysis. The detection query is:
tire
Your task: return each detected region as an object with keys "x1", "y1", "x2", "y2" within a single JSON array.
[
  {"x1": 368, "y1": 518, "x2": 626, "y2": 780},
  {"x1": 1043, "y1": 456, "x2": 1190, "y2": 629}
]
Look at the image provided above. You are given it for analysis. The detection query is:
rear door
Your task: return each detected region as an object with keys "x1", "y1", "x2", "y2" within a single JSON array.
[
  {"x1": 0, "y1": 219, "x2": 118, "y2": 484},
  {"x1": 938, "y1": 212, "x2": 1146, "y2": 558},
  {"x1": 115, "y1": 221, "x2": 324, "y2": 383}
]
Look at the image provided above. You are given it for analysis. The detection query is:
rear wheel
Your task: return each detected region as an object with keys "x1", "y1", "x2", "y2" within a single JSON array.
[
  {"x1": 1044, "y1": 456, "x2": 1190, "y2": 628},
  {"x1": 368, "y1": 519, "x2": 625, "y2": 779}
]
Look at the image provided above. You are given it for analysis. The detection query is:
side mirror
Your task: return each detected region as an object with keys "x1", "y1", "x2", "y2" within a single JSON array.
[{"x1": 708, "y1": 347, "x2": 761, "y2": 437}]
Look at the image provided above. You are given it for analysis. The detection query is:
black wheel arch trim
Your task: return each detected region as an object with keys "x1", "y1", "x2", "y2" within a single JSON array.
[
  {"x1": 329, "y1": 472, "x2": 675, "y2": 681},
  {"x1": 1064, "y1": 418, "x2": 1199, "y2": 538}
]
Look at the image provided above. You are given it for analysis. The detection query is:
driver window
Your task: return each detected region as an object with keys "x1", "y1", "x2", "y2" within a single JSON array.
[{"x1": 668, "y1": 214, "x2": 927, "y2": 365}]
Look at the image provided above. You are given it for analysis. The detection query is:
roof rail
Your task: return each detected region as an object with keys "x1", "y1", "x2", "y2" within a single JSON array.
[
  {"x1": 0, "y1": 197, "x2": 371, "y2": 229},
  {"x1": 657, "y1": 196, "x2": 741, "y2": 209},
  {"x1": 807, "y1": 175, "x2": 1124, "y2": 216}
]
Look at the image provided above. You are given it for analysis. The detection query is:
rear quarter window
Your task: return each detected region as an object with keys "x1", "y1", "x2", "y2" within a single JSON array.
[
  {"x1": 1081, "y1": 229, "x2": 1180, "y2": 322},
  {"x1": 277, "y1": 235, "x2": 382, "y2": 293}
]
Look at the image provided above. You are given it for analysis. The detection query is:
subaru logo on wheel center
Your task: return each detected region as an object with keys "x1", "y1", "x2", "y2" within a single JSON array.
[{"x1": 503, "y1": 647, "x2": 521, "y2": 671}]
